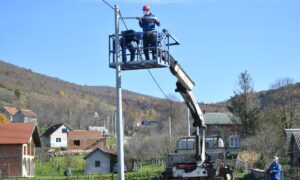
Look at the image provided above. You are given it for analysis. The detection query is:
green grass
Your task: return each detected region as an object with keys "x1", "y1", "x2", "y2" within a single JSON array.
[
  {"x1": 36, "y1": 155, "x2": 85, "y2": 176},
  {"x1": 138, "y1": 162, "x2": 164, "y2": 173},
  {"x1": 234, "y1": 172, "x2": 258, "y2": 180},
  {"x1": 5, "y1": 156, "x2": 260, "y2": 180},
  {"x1": 107, "y1": 137, "x2": 116, "y2": 146},
  {"x1": 33, "y1": 156, "x2": 164, "y2": 179}
]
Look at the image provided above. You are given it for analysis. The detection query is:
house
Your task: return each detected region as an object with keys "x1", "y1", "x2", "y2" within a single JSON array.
[
  {"x1": 0, "y1": 123, "x2": 41, "y2": 177},
  {"x1": 13, "y1": 109, "x2": 37, "y2": 124},
  {"x1": 84, "y1": 147, "x2": 117, "y2": 174},
  {"x1": 41, "y1": 123, "x2": 73, "y2": 148},
  {"x1": 285, "y1": 129, "x2": 300, "y2": 167},
  {"x1": 88, "y1": 126, "x2": 110, "y2": 136},
  {"x1": 0, "y1": 106, "x2": 18, "y2": 122},
  {"x1": 285, "y1": 129, "x2": 300, "y2": 142},
  {"x1": 67, "y1": 130, "x2": 107, "y2": 151},
  {"x1": 138, "y1": 120, "x2": 162, "y2": 128},
  {"x1": 204, "y1": 112, "x2": 240, "y2": 148},
  {"x1": 290, "y1": 132, "x2": 300, "y2": 167}
]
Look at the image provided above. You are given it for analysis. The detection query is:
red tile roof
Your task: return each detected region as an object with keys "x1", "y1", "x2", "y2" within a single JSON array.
[
  {"x1": 68, "y1": 130, "x2": 102, "y2": 139},
  {"x1": 0, "y1": 123, "x2": 37, "y2": 144},
  {"x1": 3, "y1": 106, "x2": 18, "y2": 116},
  {"x1": 19, "y1": 109, "x2": 37, "y2": 118}
]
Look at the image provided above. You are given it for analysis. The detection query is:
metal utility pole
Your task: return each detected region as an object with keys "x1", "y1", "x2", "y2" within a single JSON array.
[
  {"x1": 169, "y1": 117, "x2": 172, "y2": 140},
  {"x1": 186, "y1": 108, "x2": 190, "y2": 137},
  {"x1": 114, "y1": 5, "x2": 125, "y2": 180}
]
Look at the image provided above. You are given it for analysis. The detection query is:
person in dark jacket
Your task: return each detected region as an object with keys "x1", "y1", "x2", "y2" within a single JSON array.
[
  {"x1": 137, "y1": 5, "x2": 160, "y2": 60},
  {"x1": 120, "y1": 30, "x2": 140, "y2": 62},
  {"x1": 266, "y1": 156, "x2": 281, "y2": 180}
]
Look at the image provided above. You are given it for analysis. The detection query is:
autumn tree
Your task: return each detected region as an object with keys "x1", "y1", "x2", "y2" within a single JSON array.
[
  {"x1": 0, "y1": 113, "x2": 10, "y2": 123},
  {"x1": 268, "y1": 78, "x2": 299, "y2": 129},
  {"x1": 228, "y1": 70, "x2": 260, "y2": 138}
]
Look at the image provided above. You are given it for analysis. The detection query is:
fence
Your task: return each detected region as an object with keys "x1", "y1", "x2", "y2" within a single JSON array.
[
  {"x1": 251, "y1": 168, "x2": 300, "y2": 180},
  {"x1": 226, "y1": 159, "x2": 253, "y2": 173},
  {"x1": 0, "y1": 171, "x2": 162, "y2": 180}
]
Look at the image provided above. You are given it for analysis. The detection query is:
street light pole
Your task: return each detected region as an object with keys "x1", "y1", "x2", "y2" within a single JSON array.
[{"x1": 114, "y1": 4, "x2": 125, "y2": 180}]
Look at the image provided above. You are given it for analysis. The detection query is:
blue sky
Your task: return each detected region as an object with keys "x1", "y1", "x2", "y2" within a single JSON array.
[{"x1": 0, "y1": 0, "x2": 299, "y2": 103}]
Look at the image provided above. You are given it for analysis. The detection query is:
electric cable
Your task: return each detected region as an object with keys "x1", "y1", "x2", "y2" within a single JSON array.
[
  {"x1": 102, "y1": 0, "x2": 114, "y2": 10},
  {"x1": 119, "y1": 11, "x2": 128, "y2": 31},
  {"x1": 147, "y1": 68, "x2": 169, "y2": 99}
]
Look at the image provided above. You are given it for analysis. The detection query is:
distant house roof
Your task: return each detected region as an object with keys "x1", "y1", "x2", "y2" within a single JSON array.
[
  {"x1": 41, "y1": 123, "x2": 73, "y2": 137},
  {"x1": 204, "y1": 112, "x2": 236, "y2": 125},
  {"x1": 141, "y1": 120, "x2": 162, "y2": 126},
  {"x1": 285, "y1": 129, "x2": 300, "y2": 141},
  {"x1": 88, "y1": 126, "x2": 109, "y2": 132},
  {"x1": 0, "y1": 123, "x2": 41, "y2": 147},
  {"x1": 88, "y1": 126, "x2": 109, "y2": 136},
  {"x1": 84, "y1": 147, "x2": 116, "y2": 160},
  {"x1": 3, "y1": 106, "x2": 18, "y2": 116},
  {"x1": 68, "y1": 130, "x2": 102, "y2": 139},
  {"x1": 18, "y1": 109, "x2": 37, "y2": 118},
  {"x1": 291, "y1": 132, "x2": 300, "y2": 150}
]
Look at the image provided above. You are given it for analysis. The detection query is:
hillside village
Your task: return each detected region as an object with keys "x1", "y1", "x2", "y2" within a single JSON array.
[
  {"x1": 1, "y1": 100, "x2": 300, "y2": 179},
  {"x1": 0, "y1": 105, "x2": 245, "y2": 177},
  {"x1": 1, "y1": 56, "x2": 300, "y2": 178}
]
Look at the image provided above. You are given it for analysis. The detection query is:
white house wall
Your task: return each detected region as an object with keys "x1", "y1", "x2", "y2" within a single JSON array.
[
  {"x1": 85, "y1": 150, "x2": 111, "y2": 174},
  {"x1": 21, "y1": 138, "x2": 35, "y2": 177},
  {"x1": 49, "y1": 125, "x2": 69, "y2": 148}
]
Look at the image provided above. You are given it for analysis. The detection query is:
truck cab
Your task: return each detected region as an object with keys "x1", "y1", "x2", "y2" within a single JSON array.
[{"x1": 165, "y1": 136, "x2": 234, "y2": 179}]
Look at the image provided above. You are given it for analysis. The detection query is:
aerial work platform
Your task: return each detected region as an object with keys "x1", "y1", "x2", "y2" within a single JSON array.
[{"x1": 109, "y1": 29, "x2": 179, "y2": 71}]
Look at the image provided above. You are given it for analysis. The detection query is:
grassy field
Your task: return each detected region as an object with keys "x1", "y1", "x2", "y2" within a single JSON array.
[
  {"x1": 35, "y1": 155, "x2": 85, "y2": 176},
  {"x1": 2, "y1": 155, "x2": 258, "y2": 179},
  {"x1": 234, "y1": 172, "x2": 257, "y2": 180},
  {"x1": 32, "y1": 156, "x2": 163, "y2": 179}
]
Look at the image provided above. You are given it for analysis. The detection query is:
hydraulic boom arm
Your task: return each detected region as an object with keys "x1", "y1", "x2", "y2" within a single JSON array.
[{"x1": 166, "y1": 53, "x2": 207, "y2": 165}]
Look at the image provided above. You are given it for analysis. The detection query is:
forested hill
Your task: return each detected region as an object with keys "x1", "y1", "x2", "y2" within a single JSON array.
[
  {"x1": 2, "y1": 60, "x2": 299, "y2": 132},
  {"x1": 0, "y1": 60, "x2": 183, "y2": 129}
]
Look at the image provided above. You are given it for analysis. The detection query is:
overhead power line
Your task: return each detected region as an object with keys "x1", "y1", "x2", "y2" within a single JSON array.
[{"x1": 102, "y1": 0, "x2": 114, "y2": 10}]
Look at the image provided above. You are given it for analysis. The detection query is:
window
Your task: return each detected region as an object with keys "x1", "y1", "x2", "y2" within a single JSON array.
[
  {"x1": 229, "y1": 136, "x2": 240, "y2": 148},
  {"x1": 95, "y1": 160, "x2": 101, "y2": 167},
  {"x1": 177, "y1": 138, "x2": 195, "y2": 150},
  {"x1": 56, "y1": 138, "x2": 61, "y2": 143},
  {"x1": 212, "y1": 125, "x2": 220, "y2": 132},
  {"x1": 24, "y1": 146, "x2": 26, "y2": 155},
  {"x1": 62, "y1": 128, "x2": 68, "y2": 133},
  {"x1": 74, "y1": 140, "x2": 80, "y2": 146}
]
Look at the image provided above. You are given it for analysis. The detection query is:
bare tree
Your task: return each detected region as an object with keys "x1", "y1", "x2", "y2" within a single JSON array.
[
  {"x1": 241, "y1": 121, "x2": 285, "y2": 167},
  {"x1": 269, "y1": 78, "x2": 299, "y2": 129}
]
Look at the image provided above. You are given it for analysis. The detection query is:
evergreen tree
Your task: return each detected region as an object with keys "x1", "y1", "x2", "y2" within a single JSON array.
[{"x1": 228, "y1": 71, "x2": 260, "y2": 138}]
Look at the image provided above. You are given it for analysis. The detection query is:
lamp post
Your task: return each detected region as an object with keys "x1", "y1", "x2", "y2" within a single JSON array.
[{"x1": 114, "y1": 4, "x2": 125, "y2": 180}]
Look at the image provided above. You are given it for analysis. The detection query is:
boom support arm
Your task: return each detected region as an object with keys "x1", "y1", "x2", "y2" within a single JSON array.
[
  {"x1": 169, "y1": 55, "x2": 206, "y2": 129},
  {"x1": 166, "y1": 54, "x2": 207, "y2": 164}
]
